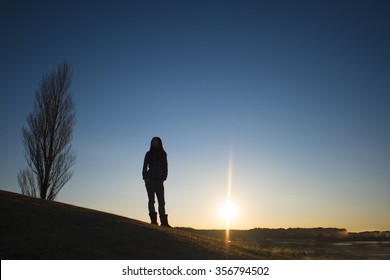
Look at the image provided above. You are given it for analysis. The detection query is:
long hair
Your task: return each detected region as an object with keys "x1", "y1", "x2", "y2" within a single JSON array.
[{"x1": 149, "y1": 137, "x2": 167, "y2": 160}]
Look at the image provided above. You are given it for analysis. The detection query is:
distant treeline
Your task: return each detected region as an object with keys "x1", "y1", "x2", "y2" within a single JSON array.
[
  {"x1": 176, "y1": 227, "x2": 390, "y2": 242},
  {"x1": 347, "y1": 231, "x2": 390, "y2": 241}
]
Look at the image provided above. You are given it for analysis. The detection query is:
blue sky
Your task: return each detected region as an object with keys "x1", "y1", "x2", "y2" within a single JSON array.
[{"x1": 1, "y1": 0, "x2": 389, "y2": 231}]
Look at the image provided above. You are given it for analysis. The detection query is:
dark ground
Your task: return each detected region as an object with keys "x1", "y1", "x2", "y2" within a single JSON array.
[
  {"x1": 0, "y1": 190, "x2": 272, "y2": 259},
  {"x1": 1, "y1": 190, "x2": 389, "y2": 260}
]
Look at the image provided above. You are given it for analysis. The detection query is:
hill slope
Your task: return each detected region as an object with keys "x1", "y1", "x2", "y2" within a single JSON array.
[{"x1": 0, "y1": 190, "x2": 272, "y2": 260}]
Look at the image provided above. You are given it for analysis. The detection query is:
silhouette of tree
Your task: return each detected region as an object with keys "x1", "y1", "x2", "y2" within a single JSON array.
[{"x1": 18, "y1": 60, "x2": 76, "y2": 200}]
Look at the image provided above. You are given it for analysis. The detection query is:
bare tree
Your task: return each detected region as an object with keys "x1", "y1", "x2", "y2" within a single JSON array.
[{"x1": 18, "y1": 60, "x2": 76, "y2": 200}]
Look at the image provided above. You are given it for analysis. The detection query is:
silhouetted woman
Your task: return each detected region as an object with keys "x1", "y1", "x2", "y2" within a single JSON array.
[{"x1": 142, "y1": 137, "x2": 171, "y2": 227}]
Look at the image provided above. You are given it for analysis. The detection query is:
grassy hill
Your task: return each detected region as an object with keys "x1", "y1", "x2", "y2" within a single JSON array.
[
  {"x1": 0, "y1": 190, "x2": 275, "y2": 260},
  {"x1": 2, "y1": 190, "x2": 388, "y2": 260}
]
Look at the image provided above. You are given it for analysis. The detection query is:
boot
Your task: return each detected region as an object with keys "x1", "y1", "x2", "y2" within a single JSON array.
[
  {"x1": 160, "y1": 214, "x2": 171, "y2": 227},
  {"x1": 149, "y1": 212, "x2": 158, "y2": 225}
]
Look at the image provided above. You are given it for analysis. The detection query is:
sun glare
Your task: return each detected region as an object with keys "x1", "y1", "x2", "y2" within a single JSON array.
[
  {"x1": 221, "y1": 152, "x2": 237, "y2": 242},
  {"x1": 220, "y1": 201, "x2": 238, "y2": 243},
  {"x1": 220, "y1": 202, "x2": 238, "y2": 221}
]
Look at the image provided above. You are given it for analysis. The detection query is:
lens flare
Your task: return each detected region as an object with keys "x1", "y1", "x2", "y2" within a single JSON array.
[{"x1": 224, "y1": 154, "x2": 235, "y2": 242}]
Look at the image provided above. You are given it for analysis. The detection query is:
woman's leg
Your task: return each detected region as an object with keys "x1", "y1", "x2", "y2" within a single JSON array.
[
  {"x1": 155, "y1": 181, "x2": 171, "y2": 227},
  {"x1": 145, "y1": 180, "x2": 156, "y2": 214},
  {"x1": 155, "y1": 180, "x2": 166, "y2": 216}
]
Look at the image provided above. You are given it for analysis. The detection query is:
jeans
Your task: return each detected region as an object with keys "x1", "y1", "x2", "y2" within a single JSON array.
[{"x1": 145, "y1": 179, "x2": 166, "y2": 216}]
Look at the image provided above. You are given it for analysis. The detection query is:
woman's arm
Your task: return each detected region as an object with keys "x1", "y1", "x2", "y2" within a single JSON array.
[
  {"x1": 163, "y1": 154, "x2": 168, "y2": 181},
  {"x1": 142, "y1": 152, "x2": 149, "y2": 179}
]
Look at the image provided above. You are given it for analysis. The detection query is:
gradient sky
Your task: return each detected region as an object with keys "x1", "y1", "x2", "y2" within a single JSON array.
[{"x1": 1, "y1": 0, "x2": 389, "y2": 231}]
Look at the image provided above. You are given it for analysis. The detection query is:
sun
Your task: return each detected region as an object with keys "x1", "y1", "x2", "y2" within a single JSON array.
[
  {"x1": 219, "y1": 201, "x2": 238, "y2": 242},
  {"x1": 219, "y1": 201, "x2": 238, "y2": 222}
]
